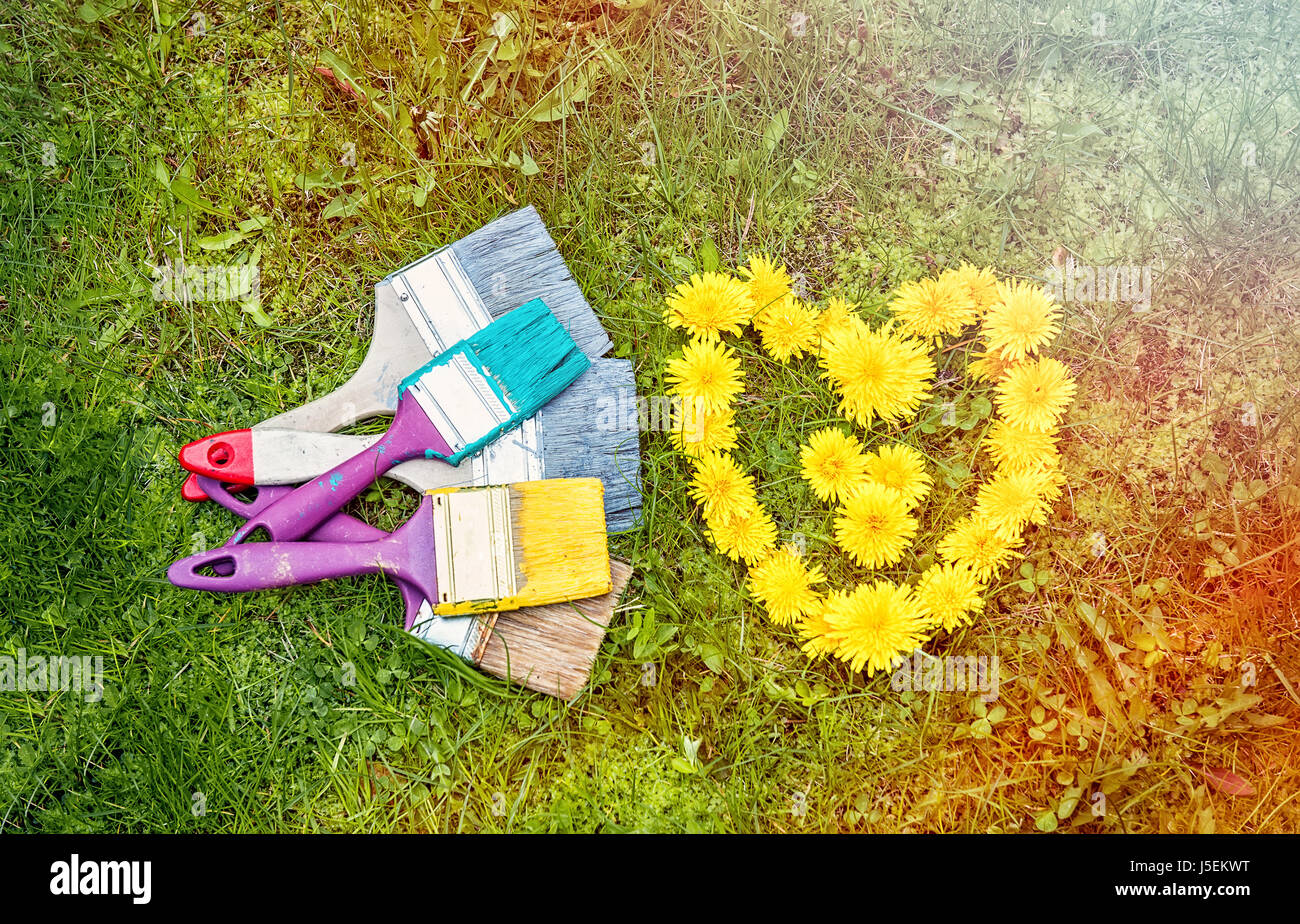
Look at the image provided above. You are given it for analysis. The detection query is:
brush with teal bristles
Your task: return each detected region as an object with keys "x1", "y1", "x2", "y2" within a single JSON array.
[{"x1": 229, "y1": 298, "x2": 589, "y2": 544}]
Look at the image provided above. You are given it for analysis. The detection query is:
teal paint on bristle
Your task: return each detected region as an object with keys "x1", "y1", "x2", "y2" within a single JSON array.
[
  {"x1": 468, "y1": 298, "x2": 590, "y2": 416},
  {"x1": 399, "y1": 298, "x2": 590, "y2": 465}
]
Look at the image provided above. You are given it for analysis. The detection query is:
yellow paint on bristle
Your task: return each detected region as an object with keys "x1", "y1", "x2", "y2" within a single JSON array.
[
  {"x1": 425, "y1": 480, "x2": 611, "y2": 616},
  {"x1": 511, "y1": 478, "x2": 611, "y2": 606}
]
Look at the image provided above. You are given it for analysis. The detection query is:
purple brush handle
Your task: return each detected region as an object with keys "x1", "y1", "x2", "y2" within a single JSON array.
[
  {"x1": 229, "y1": 399, "x2": 452, "y2": 544},
  {"x1": 198, "y1": 477, "x2": 383, "y2": 542},
  {"x1": 169, "y1": 495, "x2": 440, "y2": 607},
  {"x1": 169, "y1": 536, "x2": 410, "y2": 591},
  {"x1": 195, "y1": 477, "x2": 425, "y2": 626}
]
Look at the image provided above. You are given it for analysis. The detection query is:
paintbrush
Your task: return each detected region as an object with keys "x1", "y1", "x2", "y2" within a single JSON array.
[
  {"x1": 170, "y1": 479, "x2": 611, "y2": 617},
  {"x1": 470, "y1": 559, "x2": 632, "y2": 699},
  {"x1": 225, "y1": 297, "x2": 589, "y2": 544},
  {"x1": 179, "y1": 359, "x2": 643, "y2": 531},
  {"x1": 181, "y1": 206, "x2": 611, "y2": 501},
  {"x1": 195, "y1": 476, "x2": 630, "y2": 699}
]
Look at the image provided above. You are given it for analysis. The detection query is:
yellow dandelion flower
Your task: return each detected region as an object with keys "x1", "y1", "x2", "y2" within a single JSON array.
[
  {"x1": 889, "y1": 274, "x2": 979, "y2": 343},
  {"x1": 818, "y1": 297, "x2": 853, "y2": 334},
  {"x1": 914, "y1": 562, "x2": 986, "y2": 632},
  {"x1": 799, "y1": 427, "x2": 869, "y2": 503},
  {"x1": 967, "y1": 348, "x2": 1020, "y2": 383},
  {"x1": 820, "y1": 323, "x2": 935, "y2": 426},
  {"x1": 740, "y1": 254, "x2": 793, "y2": 321},
  {"x1": 707, "y1": 500, "x2": 777, "y2": 564},
  {"x1": 982, "y1": 279, "x2": 1062, "y2": 361},
  {"x1": 936, "y1": 515, "x2": 1017, "y2": 582},
  {"x1": 665, "y1": 337, "x2": 744, "y2": 414},
  {"x1": 663, "y1": 272, "x2": 751, "y2": 340},
  {"x1": 816, "y1": 296, "x2": 866, "y2": 350},
  {"x1": 863, "y1": 443, "x2": 932, "y2": 509},
  {"x1": 689, "y1": 451, "x2": 755, "y2": 520},
  {"x1": 994, "y1": 356, "x2": 1077, "y2": 433},
  {"x1": 982, "y1": 419, "x2": 1060, "y2": 473},
  {"x1": 824, "y1": 580, "x2": 930, "y2": 676},
  {"x1": 669, "y1": 402, "x2": 738, "y2": 458},
  {"x1": 747, "y1": 544, "x2": 826, "y2": 626},
  {"x1": 1037, "y1": 465, "x2": 1067, "y2": 505},
  {"x1": 755, "y1": 294, "x2": 820, "y2": 362},
  {"x1": 946, "y1": 263, "x2": 1001, "y2": 311},
  {"x1": 974, "y1": 467, "x2": 1060, "y2": 539},
  {"x1": 833, "y1": 482, "x2": 918, "y2": 568},
  {"x1": 797, "y1": 598, "x2": 841, "y2": 659}
]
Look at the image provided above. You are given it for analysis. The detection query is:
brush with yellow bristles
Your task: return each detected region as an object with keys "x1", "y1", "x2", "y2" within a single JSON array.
[{"x1": 167, "y1": 478, "x2": 612, "y2": 617}]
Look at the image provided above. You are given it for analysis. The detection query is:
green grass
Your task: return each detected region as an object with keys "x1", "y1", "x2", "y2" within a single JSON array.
[{"x1": 2, "y1": 0, "x2": 1298, "y2": 832}]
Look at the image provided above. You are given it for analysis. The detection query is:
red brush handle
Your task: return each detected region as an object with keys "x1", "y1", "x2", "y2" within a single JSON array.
[
  {"x1": 182, "y1": 474, "x2": 209, "y2": 501},
  {"x1": 178, "y1": 430, "x2": 255, "y2": 484}
]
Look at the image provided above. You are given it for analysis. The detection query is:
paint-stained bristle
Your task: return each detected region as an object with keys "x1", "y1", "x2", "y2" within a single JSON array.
[
  {"x1": 448, "y1": 205, "x2": 612, "y2": 360},
  {"x1": 469, "y1": 298, "x2": 590, "y2": 418},
  {"x1": 509, "y1": 478, "x2": 610, "y2": 604},
  {"x1": 478, "y1": 560, "x2": 633, "y2": 699},
  {"x1": 536, "y1": 359, "x2": 644, "y2": 533}
]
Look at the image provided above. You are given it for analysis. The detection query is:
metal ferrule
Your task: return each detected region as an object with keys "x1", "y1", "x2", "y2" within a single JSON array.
[
  {"x1": 408, "y1": 600, "x2": 482, "y2": 658},
  {"x1": 386, "y1": 247, "x2": 493, "y2": 355},
  {"x1": 477, "y1": 416, "x2": 544, "y2": 484},
  {"x1": 430, "y1": 485, "x2": 518, "y2": 611},
  {"x1": 407, "y1": 352, "x2": 514, "y2": 456}
]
